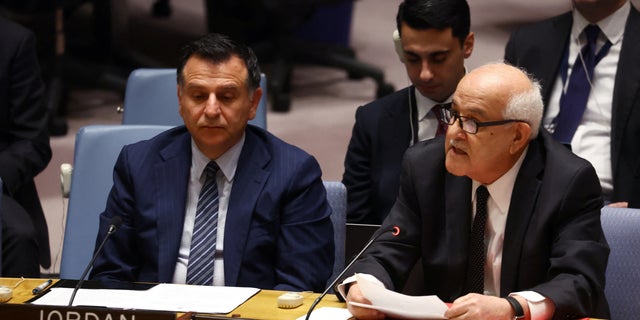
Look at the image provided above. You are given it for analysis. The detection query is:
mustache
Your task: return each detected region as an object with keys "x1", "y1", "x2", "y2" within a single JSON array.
[{"x1": 449, "y1": 139, "x2": 467, "y2": 152}]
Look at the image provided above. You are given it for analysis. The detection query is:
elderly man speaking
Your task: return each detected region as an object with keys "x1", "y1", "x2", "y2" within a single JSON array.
[{"x1": 340, "y1": 62, "x2": 609, "y2": 320}]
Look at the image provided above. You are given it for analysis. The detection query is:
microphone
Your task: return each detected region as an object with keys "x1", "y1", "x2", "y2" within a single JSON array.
[
  {"x1": 304, "y1": 225, "x2": 401, "y2": 320},
  {"x1": 68, "y1": 215, "x2": 122, "y2": 306}
]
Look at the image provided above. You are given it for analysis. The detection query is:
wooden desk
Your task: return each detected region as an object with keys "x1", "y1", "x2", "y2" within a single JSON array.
[{"x1": 0, "y1": 278, "x2": 346, "y2": 320}]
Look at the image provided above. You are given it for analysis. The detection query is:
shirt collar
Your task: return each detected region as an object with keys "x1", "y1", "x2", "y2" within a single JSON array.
[
  {"x1": 190, "y1": 132, "x2": 245, "y2": 182},
  {"x1": 414, "y1": 88, "x2": 453, "y2": 121},
  {"x1": 472, "y1": 146, "x2": 529, "y2": 214},
  {"x1": 413, "y1": 67, "x2": 467, "y2": 120},
  {"x1": 572, "y1": 1, "x2": 629, "y2": 47}
]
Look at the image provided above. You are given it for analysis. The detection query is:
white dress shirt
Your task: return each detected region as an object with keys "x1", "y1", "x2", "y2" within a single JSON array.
[
  {"x1": 544, "y1": 2, "x2": 629, "y2": 201},
  {"x1": 414, "y1": 87, "x2": 451, "y2": 142},
  {"x1": 172, "y1": 134, "x2": 244, "y2": 286}
]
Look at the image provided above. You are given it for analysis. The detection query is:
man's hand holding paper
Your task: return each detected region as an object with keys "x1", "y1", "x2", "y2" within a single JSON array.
[{"x1": 346, "y1": 274, "x2": 448, "y2": 320}]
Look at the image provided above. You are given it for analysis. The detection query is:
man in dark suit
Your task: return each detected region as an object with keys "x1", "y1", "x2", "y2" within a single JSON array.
[
  {"x1": 504, "y1": 0, "x2": 639, "y2": 208},
  {"x1": 340, "y1": 63, "x2": 609, "y2": 320},
  {"x1": 0, "y1": 15, "x2": 52, "y2": 277},
  {"x1": 89, "y1": 33, "x2": 334, "y2": 292},
  {"x1": 342, "y1": 0, "x2": 474, "y2": 224}
]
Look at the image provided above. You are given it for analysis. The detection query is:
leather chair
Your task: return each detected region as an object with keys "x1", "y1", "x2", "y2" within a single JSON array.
[
  {"x1": 59, "y1": 125, "x2": 173, "y2": 279},
  {"x1": 120, "y1": 68, "x2": 268, "y2": 129},
  {"x1": 600, "y1": 206, "x2": 640, "y2": 319}
]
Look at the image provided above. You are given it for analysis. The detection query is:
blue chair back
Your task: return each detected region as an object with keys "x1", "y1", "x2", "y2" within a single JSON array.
[
  {"x1": 121, "y1": 68, "x2": 268, "y2": 129},
  {"x1": 323, "y1": 181, "x2": 346, "y2": 287},
  {"x1": 601, "y1": 206, "x2": 640, "y2": 319},
  {"x1": 59, "y1": 125, "x2": 173, "y2": 279}
]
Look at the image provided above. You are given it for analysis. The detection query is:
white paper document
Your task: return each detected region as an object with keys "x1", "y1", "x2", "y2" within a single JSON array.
[
  {"x1": 32, "y1": 284, "x2": 259, "y2": 314},
  {"x1": 295, "y1": 307, "x2": 353, "y2": 320},
  {"x1": 352, "y1": 274, "x2": 448, "y2": 319}
]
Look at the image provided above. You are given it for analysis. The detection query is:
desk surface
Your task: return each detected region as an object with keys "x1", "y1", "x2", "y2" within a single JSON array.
[{"x1": 0, "y1": 278, "x2": 346, "y2": 320}]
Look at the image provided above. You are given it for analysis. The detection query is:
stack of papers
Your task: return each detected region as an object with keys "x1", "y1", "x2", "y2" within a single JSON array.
[
  {"x1": 32, "y1": 284, "x2": 259, "y2": 314},
  {"x1": 350, "y1": 274, "x2": 448, "y2": 319}
]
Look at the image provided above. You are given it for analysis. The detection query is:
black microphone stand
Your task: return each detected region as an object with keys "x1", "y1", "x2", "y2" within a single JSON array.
[
  {"x1": 68, "y1": 217, "x2": 121, "y2": 306},
  {"x1": 304, "y1": 227, "x2": 398, "y2": 320}
]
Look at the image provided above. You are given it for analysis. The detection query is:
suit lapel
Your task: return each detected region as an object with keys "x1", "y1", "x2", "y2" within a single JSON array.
[
  {"x1": 383, "y1": 87, "x2": 413, "y2": 149},
  {"x1": 500, "y1": 137, "x2": 544, "y2": 296},
  {"x1": 540, "y1": 13, "x2": 573, "y2": 107},
  {"x1": 223, "y1": 129, "x2": 270, "y2": 286},
  {"x1": 155, "y1": 131, "x2": 192, "y2": 282},
  {"x1": 611, "y1": 7, "x2": 640, "y2": 173},
  {"x1": 445, "y1": 173, "x2": 472, "y2": 297}
]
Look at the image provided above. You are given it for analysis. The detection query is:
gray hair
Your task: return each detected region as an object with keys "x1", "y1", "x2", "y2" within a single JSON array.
[{"x1": 503, "y1": 73, "x2": 543, "y2": 139}]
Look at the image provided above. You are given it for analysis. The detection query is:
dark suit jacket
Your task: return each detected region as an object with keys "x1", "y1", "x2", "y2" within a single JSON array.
[
  {"x1": 348, "y1": 132, "x2": 610, "y2": 319},
  {"x1": 504, "y1": 6, "x2": 640, "y2": 208},
  {"x1": 342, "y1": 86, "x2": 415, "y2": 224},
  {"x1": 90, "y1": 125, "x2": 334, "y2": 292},
  {"x1": 0, "y1": 16, "x2": 51, "y2": 268}
]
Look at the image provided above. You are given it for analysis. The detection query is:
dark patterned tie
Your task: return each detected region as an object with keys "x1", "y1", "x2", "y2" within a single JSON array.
[
  {"x1": 464, "y1": 185, "x2": 489, "y2": 294},
  {"x1": 432, "y1": 103, "x2": 451, "y2": 136},
  {"x1": 553, "y1": 24, "x2": 607, "y2": 143},
  {"x1": 186, "y1": 161, "x2": 219, "y2": 285}
]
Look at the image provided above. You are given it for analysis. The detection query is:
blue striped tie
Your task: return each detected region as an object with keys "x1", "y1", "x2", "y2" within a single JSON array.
[{"x1": 186, "y1": 161, "x2": 219, "y2": 285}]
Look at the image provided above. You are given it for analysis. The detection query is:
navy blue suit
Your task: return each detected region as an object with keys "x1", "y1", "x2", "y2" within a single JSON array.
[
  {"x1": 90, "y1": 125, "x2": 334, "y2": 292},
  {"x1": 342, "y1": 86, "x2": 415, "y2": 224},
  {"x1": 504, "y1": 5, "x2": 640, "y2": 207}
]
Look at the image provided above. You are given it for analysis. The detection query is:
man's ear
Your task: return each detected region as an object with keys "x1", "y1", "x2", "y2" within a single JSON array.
[
  {"x1": 177, "y1": 84, "x2": 184, "y2": 117},
  {"x1": 462, "y1": 32, "x2": 474, "y2": 58},
  {"x1": 248, "y1": 87, "x2": 262, "y2": 120},
  {"x1": 510, "y1": 122, "x2": 531, "y2": 154}
]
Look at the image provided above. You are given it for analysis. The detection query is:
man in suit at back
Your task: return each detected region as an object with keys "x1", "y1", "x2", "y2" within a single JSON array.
[
  {"x1": 0, "y1": 15, "x2": 52, "y2": 277},
  {"x1": 342, "y1": 0, "x2": 474, "y2": 224},
  {"x1": 89, "y1": 33, "x2": 334, "y2": 292},
  {"x1": 505, "y1": 0, "x2": 640, "y2": 208}
]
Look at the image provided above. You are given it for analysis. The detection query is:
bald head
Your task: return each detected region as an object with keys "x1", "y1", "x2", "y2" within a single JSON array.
[
  {"x1": 458, "y1": 63, "x2": 532, "y2": 109},
  {"x1": 456, "y1": 62, "x2": 543, "y2": 138},
  {"x1": 445, "y1": 62, "x2": 543, "y2": 184}
]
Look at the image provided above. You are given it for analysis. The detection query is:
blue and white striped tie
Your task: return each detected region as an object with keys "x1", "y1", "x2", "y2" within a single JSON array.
[{"x1": 186, "y1": 161, "x2": 219, "y2": 285}]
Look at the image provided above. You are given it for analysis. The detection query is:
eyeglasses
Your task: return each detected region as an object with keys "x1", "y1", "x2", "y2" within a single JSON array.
[{"x1": 443, "y1": 109, "x2": 528, "y2": 134}]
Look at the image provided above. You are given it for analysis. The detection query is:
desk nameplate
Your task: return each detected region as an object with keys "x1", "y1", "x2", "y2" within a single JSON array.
[
  {"x1": 0, "y1": 303, "x2": 181, "y2": 320},
  {"x1": 0, "y1": 278, "x2": 348, "y2": 320}
]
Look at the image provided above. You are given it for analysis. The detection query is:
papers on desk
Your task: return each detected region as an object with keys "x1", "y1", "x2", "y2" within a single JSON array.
[
  {"x1": 295, "y1": 307, "x2": 353, "y2": 320},
  {"x1": 31, "y1": 283, "x2": 259, "y2": 314},
  {"x1": 351, "y1": 274, "x2": 448, "y2": 319}
]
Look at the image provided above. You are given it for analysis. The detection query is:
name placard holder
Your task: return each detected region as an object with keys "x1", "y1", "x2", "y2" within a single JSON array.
[{"x1": 0, "y1": 303, "x2": 180, "y2": 320}]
